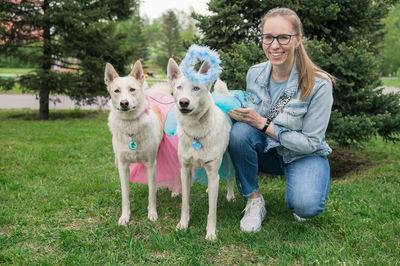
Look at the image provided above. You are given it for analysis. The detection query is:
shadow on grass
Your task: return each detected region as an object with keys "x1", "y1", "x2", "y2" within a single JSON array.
[{"x1": 0, "y1": 109, "x2": 108, "y2": 120}]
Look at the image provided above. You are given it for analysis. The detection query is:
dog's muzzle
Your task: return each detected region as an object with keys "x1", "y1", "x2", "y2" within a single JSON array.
[
  {"x1": 120, "y1": 100, "x2": 130, "y2": 111},
  {"x1": 178, "y1": 98, "x2": 192, "y2": 114}
]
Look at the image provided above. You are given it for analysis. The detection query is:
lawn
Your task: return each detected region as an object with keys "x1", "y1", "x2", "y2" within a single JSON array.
[
  {"x1": 0, "y1": 68, "x2": 34, "y2": 75},
  {"x1": 0, "y1": 110, "x2": 399, "y2": 264},
  {"x1": 381, "y1": 77, "x2": 400, "y2": 88}
]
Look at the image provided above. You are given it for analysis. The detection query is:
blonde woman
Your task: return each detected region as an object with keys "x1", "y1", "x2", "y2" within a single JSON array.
[{"x1": 228, "y1": 7, "x2": 334, "y2": 232}]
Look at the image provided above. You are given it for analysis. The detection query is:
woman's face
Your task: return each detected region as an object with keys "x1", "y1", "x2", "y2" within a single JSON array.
[{"x1": 261, "y1": 16, "x2": 300, "y2": 70}]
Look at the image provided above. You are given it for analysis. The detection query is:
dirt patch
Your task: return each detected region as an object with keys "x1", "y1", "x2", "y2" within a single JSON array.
[{"x1": 328, "y1": 148, "x2": 372, "y2": 179}]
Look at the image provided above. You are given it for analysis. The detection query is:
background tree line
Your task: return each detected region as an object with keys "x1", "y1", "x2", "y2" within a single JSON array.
[{"x1": 1, "y1": 0, "x2": 399, "y2": 145}]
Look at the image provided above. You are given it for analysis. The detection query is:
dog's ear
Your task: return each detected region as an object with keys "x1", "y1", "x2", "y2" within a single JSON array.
[
  {"x1": 130, "y1": 60, "x2": 144, "y2": 86},
  {"x1": 167, "y1": 58, "x2": 181, "y2": 84},
  {"x1": 199, "y1": 61, "x2": 211, "y2": 75},
  {"x1": 104, "y1": 63, "x2": 119, "y2": 86}
]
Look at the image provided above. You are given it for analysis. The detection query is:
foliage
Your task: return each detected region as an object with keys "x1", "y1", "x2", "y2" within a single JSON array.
[
  {"x1": 0, "y1": 43, "x2": 40, "y2": 68},
  {"x1": 195, "y1": 0, "x2": 400, "y2": 145},
  {"x1": 153, "y1": 10, "x2": 185, "y2": 70},
  {"x1": 0, "y1": 110, "x2": 399, "y2": 264},
  {"x1": 115, "y1": 10, "x2": 149, "y2": 67},
  {"x1": 148, "y1": 9, "x2": 199, "y2": 70},
  {"x1": 0, "y1": 0, "x2": 138, "y2": 119},
  {"x1": 219, "y1": 41, "x2": 264, "y2": 90},
  {"x1": 382, "y1": 2, "x2": 400, "y2": 75}
]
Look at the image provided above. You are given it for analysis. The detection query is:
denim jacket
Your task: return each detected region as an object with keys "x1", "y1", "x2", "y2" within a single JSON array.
[{"x1": 244, "y1": 61, "x2": 333, "y2": 163}]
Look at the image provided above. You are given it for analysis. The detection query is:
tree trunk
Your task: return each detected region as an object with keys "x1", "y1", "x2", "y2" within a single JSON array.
[
  {"x1": 39, "y1": 88, "x2": 50, "y2": 120},
  {"x1": 39, "y1": 0, "x2": 51, "y2": 120}
]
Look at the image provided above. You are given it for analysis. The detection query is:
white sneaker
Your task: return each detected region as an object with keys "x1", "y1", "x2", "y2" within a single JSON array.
[
  {"x1": 240, "y1": 196, "x2": 266, "y2": 232},
  {"x1": 293, "y1": 212, "x2": 309, "y2": 222}
]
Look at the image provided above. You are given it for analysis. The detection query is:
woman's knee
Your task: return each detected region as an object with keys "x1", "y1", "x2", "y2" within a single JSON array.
[{"x1": 286, "y1": 194, "x2": 326, "y2": 218}]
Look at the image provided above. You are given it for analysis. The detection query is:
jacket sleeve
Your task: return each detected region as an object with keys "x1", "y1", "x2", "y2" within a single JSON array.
[{"x1": 276, "y1": 79, "x2": 333, "y2": 154}]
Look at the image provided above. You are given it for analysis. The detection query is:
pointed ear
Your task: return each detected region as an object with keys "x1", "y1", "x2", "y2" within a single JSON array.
[
  {"x1": 129, "y1": 60, "x2": 144, "y2": 86},
  {"x1": 167, "y1": 58, "x2": 181, "y2": 84},
  {"x1": 104, "y1": 63, "x2": 119, "y2": 86},
  {"x1": 199, "y1": 61, "x2": 211, "y2": 74}
]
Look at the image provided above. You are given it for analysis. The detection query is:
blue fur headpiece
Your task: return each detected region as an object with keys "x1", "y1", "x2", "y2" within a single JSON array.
[{"x1": 180, "y1": 44, "x2": 222, "y2": 86}]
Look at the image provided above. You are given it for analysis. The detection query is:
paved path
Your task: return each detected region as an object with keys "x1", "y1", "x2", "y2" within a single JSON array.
[
  {"x1": 0, "y1": 86, "x2": 398, "y2": 110},
  {"x1": 380, "y1": 86, "x2": 400, "y2": 94},
  {"x1": 0, "y1": 94, "x2": 109, "y2": 110}
]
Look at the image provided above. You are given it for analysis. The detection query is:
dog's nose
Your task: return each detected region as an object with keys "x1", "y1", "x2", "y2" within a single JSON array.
[
  {"x1": 120, "y1": 100, "x2": 129, "y2": 108},
  {"x1": 179, "y1": 98, "x2": 190, "y2": 108}
]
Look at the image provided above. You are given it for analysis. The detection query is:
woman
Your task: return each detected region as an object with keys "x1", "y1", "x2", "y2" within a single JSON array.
[{"x1": 228, "y1": 7, "x2": 334, "y2": 233}]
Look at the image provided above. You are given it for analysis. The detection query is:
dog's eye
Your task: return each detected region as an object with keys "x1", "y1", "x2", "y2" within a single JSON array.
[
  {"x1": 177, "y1": 85, "x2": 182, "y2": 90},
  {"x1": 129, "y1": 88, "x2": 135, "y2": 92},
  {"x1": 114, "y1": 89, "x2": 120, "y2": 93},
  {"x1": 193, "y1": 86, "x2": 200, "y2": 91}
]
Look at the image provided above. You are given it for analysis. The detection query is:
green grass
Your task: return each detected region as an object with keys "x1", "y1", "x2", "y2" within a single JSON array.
[
  {"x1": 381, "y1": 77, "x2": 400, "y2": 87},
  {"x1": 1, "y1": 111, "x2": 399, "y2": 264},
  {"x1": 0, "y1": 68, "x2": 35, "y2": 75}
]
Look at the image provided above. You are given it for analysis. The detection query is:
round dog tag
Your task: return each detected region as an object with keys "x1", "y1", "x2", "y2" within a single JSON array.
[
  {"x1": 192, "y1": 141, "x2": 202, "y2": 150},
  {"x1": 128, "y1": 140, "x2": 137, "y2": 150}
]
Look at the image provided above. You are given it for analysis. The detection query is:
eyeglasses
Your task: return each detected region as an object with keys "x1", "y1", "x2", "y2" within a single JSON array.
[{"x1": 259, "y1": 33, "x2": 298, "y2": 45}]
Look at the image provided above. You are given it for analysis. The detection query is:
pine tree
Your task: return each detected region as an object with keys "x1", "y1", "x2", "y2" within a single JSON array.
[
  {"x1": 116, "y1": 9, "x2": 149, "y2": 67},
  {"x1": 195, "y1": 0, "x2": 400, "y2": 145},
  {"x1": 154, "y1": 10, "x2": 184, "y2": 69},
  {"x1": 0, "y1": 0, "x2": 137, "y2": 119},
  {"x1": 382, "y1": 2, "x2": 400, "y2": 75}
]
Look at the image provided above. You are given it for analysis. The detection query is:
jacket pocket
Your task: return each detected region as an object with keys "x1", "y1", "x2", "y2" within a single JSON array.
[
  {"x1": 274, "y1": 103, "x2": 308, "y2": 130},
  {"x1": 246, "y1": 91, "x2": 262, "y2": 105},
  {"x1": 285, "y1": 104, "x2": 307, "y2": 130}
]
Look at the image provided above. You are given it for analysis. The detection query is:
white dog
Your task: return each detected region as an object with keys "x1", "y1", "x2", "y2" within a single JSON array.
[
  {"x1": 105, "y1": 60, "x2": 163, "y2": 225},
  {"x1": 167, "y1": 58, "x2": 234, "y2": 240}
]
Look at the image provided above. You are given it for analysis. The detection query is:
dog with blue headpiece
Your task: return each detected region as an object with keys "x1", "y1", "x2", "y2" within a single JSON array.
[{"x1": 167, "y1": 45, "x2": 239, "y2": 240}]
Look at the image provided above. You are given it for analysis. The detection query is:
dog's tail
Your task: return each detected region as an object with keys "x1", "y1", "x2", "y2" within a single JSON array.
[{"x1": 213, "y1": 78, "x2": 229, "y2": 95}]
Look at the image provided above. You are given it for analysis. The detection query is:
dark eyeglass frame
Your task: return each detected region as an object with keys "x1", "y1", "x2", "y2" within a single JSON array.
[{"x1": 259, "y1": 33, "x2": 299, "y2": 45}]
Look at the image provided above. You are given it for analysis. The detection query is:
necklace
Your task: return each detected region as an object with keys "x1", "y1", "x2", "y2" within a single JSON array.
[
  {"x1": 182, "y1": 128, "x2": 203, "y2": 150},
  {"x1": 127, "y1": 133, "x2": 137, "y2": 150}
]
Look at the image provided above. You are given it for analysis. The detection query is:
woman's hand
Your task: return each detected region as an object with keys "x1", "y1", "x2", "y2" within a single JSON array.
[
  {"x1": 229, "y1": 108, "x2": 278, "y2": 140},
  {"x1": 228, "y1": 108, "x2": 266, "y2": 130}
]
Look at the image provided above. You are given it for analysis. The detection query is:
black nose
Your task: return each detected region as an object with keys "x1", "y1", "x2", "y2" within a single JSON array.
[
  {"x1": 179, "y1": 98, "x2": 190, "y2": 108},
  {"x1": 120, "y1": 100, "x2": 129, "y2": 108}
]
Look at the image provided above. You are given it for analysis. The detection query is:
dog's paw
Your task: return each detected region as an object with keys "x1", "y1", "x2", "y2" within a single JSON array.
[
  {"x1": 171, "y1": 191, "x2": 180, "y2": 198},
  {"x1": 148, "y1": 211, "x2": 158, "y2": 222},
  {"x1": 205, "y1": 231, "x2": 217, "y2": 241},
  {"x1": 176, "y1": 221, "x2": 188, "y2": 231},
  {"x1": 226, "y1": 193, "x2": 235, "y2": 202},
  {"x1": 118, "y1": 215, "x2": 130, "y2": 226}
]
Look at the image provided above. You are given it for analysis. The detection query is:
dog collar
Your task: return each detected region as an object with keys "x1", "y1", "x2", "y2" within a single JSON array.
[
  {"x1": 125, "y1": 97, "x2": 153, "y2": 151},
  {"x1": 182, "y1": 128, "x2": 204, "y2": 150}
]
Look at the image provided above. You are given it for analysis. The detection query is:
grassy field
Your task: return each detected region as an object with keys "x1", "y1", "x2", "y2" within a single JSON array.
[
  {"x1": 0, "y1": 110, "x2": 399, "y2": 264},
  {"x1": 0, "y1": 68, "x2": 34, "y2": 75},
  {"x1": 381, "y1": 77, "x2": 400, "y2": 87}
]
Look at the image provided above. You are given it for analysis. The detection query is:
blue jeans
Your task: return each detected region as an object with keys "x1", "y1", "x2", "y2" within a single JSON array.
[{"x1": 228, "y1": 122, "x2": 330, "y2": 218}]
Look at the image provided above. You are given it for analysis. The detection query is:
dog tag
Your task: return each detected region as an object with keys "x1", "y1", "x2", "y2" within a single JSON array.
[
  {"x1": 128, "y1": 140, "x2": 137, "y2": 150},
  {"x1": 192, "y1": 141, "x2": 202, "y2": 150}
]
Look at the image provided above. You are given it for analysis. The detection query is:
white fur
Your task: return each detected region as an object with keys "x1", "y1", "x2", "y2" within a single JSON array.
[
  {"x1": 105, "y1": 61, "x2": 163, "y2": 225},
  {"x1": 167, "y1": 58, "x2": 234, "y2": 240}
]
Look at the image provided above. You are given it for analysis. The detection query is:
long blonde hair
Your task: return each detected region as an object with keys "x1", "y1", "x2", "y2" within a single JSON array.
[{"x1": 260, "y1": 8, "x2": 334, "y2": 100}]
